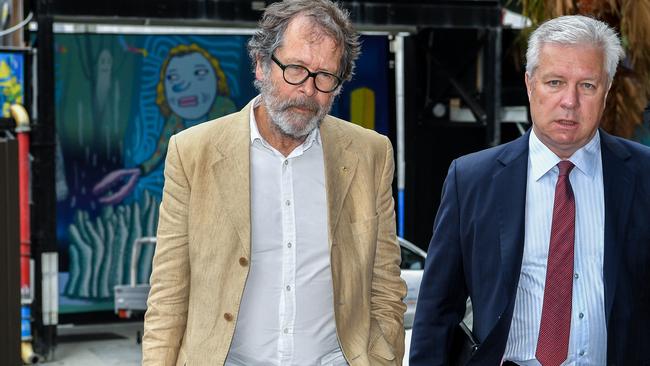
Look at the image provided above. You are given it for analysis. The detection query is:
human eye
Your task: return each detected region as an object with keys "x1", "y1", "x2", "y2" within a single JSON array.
[
  {"x1": 284, "y1": 65, "x2": 308, "y2": 82},
  {"x1": 546, "y1": 80, "x2": 562, "y2": 87},
  {"x1": 581, "y1": 82, "x2": 596, "y2": 90},
  {"x1": 315, "y1": 72, "x2": 338, "y2": 90}
]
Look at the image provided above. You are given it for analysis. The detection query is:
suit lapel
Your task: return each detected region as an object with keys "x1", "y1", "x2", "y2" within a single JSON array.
[
  {"x1": 600, "y1": 131, "x2": 634, "y2": 324},
  {"x1": 494, "y1": 133, "x2": 529, "y2": 300},
  {"x1": 320, "y1": 117, "x2": 359, "y2": 246},
  {"x1": 470, "y1": 133, "x2": 529, "y2": 358},
  {"x1": 210, "y1": 104, "x2": 252, "y2": 257}
]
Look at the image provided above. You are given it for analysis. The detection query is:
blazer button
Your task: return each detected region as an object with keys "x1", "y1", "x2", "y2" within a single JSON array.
[
  {"x1": 239, "y1": 257, "x2": 248, "y2": 266},
  {"x1": 224, "y1": 313, "x2": 234, "y2": 321}
]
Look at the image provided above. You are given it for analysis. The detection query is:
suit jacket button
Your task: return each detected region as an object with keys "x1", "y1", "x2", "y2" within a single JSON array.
[
  {"x1": 224, "y1": 313, "x2": 234, "y2": 321},
  {"x1": 239, "y1": 257, "x2": 248, "y2": 266}
]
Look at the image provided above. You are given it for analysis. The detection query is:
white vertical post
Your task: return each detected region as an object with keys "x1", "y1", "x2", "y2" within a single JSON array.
[
  {"x1": 393, "y1": 33, "x2": 407, "y2": 237},
  {"x1": 41, "y1": 252, "x2": 59, "y2": 326}
]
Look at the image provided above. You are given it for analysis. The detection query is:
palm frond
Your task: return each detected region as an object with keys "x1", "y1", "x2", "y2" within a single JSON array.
[
  {"x1": 601, "y1": 68, "x2": 645, "y2": 138},
  {"x1": 621, "y1": 0, "x2": 650, "y2": 95}
]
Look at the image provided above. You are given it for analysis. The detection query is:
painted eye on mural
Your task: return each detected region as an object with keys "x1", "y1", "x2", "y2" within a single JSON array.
[
  {"x1": 166, "y1": 73, "x2": 179, "y2": 82},
  {"x1": 194, "y1": 68, "x2": 209, "y2": 77}
]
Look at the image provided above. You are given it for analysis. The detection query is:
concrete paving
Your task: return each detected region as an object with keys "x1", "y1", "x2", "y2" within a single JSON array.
[
  {"x1": 39, "y1": 322, "x2": 142, "y2": 366},
  {"x1": 37, "y1": 323, "x2": 412, "y2": 365}
]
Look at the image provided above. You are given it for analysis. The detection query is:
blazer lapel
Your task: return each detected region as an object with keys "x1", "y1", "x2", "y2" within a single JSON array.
[
  {"x1": 600, "y1": 130, "x2": 634, "y2": 325},
  {"x1": 471, "y1": 133, "x2": 529, "y2": 357},
  {"x1": 493, "y1": 132, "x2": 529, "y2": 301},
  {"x1": 210, "y1": 104, "x2": 252, "y2": 257},
  {"x1": 320, "y1": 117, "x2": 359, "y2": 246}
]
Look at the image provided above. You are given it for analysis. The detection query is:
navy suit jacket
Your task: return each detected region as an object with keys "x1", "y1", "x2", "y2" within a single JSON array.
[{"x1": 410, "y1": 130, "x2": 650, "y2": 365}]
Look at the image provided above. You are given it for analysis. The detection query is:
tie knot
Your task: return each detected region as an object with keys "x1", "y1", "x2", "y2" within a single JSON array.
[{"x1": 557, "y1": 161, "x2": 574, "y2": 176}]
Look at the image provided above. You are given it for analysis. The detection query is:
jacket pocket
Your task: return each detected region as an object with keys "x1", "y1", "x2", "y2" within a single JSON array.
[{"x1": 368, "y1": 319, "x2": 396, "y2": 361}]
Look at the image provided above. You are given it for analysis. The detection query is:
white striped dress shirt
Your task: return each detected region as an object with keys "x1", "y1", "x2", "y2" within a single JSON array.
[
  {"x1": 503, "y1": 130, "x2": 606, "y2": 365},
  {"x1": 225, "y1": 97, "x2": 346, "y2": 366}
]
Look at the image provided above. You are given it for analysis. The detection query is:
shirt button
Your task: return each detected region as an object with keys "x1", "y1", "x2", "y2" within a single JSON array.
[
  {"x1": 283, "y1": 328, "x2": 289, "y2": 334},
  {"x1": 579, "y1": 350, "x2": 585, "y2": 356},
  {"x1": 579, "y1": 312, "x2": 584, "y2": 319},
  {"x1": 284, "y1": 160, "x2": 289, "y2": 166},
  {"x1": 574, "y1": 273, "x2": 579, "y2": 279},
  {"x1": 224, "y1": 313, "x2": 234, "y2": 321},
  {"x1": 285, "y1": 200, "x2": 291, "y2": 206},
  {"x1": 286, "y1": 285, "x2": 291, "y2": 291},
  {"x1": 287, "y1": 242, "x2": 292, "y2": 248},
  {"x1": 239, "y1": 257, "x2": 248, "y2": 266}
]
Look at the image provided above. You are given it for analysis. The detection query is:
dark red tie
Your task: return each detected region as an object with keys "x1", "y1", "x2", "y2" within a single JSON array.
[{"x1": 536, "y1": 161, "x2": 575, "y2": 366}]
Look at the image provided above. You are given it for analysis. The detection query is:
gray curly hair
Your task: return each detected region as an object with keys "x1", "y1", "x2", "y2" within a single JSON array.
[
  {"x1": 248, "y1": 0, "x2": 360, "y2": 83},
  {"x1": 526, "y1": 15, "x2": 624, "y2": 84}
]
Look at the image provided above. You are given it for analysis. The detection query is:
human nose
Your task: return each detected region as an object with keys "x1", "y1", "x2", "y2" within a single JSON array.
[
  {"x1": 560, "y1": 85, "x2": 579, "y2": 109},
  {"x1": 298, "y1": 75, "x2": 317, "y2": 97}
]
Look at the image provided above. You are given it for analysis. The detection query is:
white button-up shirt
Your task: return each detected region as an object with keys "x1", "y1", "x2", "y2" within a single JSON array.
[
  {"x1": 503, "y1": 130, "x2": 606, "y2": 365},
  {"x1": 225, "y1": 97, "x2": 346, "y2": 366}
]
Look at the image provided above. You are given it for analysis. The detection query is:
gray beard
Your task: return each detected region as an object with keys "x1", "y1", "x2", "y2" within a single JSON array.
[{"x1": 257, "y1": 78, "x2": 334, "y2": 139}]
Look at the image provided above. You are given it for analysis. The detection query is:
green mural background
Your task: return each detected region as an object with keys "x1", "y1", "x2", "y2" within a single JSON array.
[{"x1": 55, "y1": 33, "x2": 256, "y2": 313}]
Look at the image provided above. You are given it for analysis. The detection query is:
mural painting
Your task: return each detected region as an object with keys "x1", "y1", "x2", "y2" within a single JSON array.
[{"x1": 0, "y1": 51, "x2": 25, "y2": 117}]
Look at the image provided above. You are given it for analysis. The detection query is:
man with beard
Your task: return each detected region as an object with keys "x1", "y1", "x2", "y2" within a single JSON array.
[{"x1": 142, "y1": 1, "x2": 407, "y2": 365}]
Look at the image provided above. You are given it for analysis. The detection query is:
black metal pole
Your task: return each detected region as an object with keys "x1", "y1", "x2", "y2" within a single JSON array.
[
  {"x1": 484, "y1": 25, "x2": 502, "y2": 147},
  {"x1": 32, "y1": 0, "x2": 58, "y2": 357},
  {"x1": 0, "y1": 137, "x2": 21, "y2": 366}
]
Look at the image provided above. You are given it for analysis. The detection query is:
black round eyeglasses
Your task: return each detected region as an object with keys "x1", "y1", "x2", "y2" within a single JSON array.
[{"x1": 271, "y1": 54, "x2": 342, "y2": 93}]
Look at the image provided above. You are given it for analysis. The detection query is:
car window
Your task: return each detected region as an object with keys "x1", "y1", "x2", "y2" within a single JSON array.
[{"x1": 400, "y1": 245, "x2": 425, "y2": 270}]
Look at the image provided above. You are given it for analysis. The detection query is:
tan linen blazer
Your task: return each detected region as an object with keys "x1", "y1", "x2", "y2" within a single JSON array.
[{"x1": 142, "y1": 101, "x2": 407, "y2": 366}]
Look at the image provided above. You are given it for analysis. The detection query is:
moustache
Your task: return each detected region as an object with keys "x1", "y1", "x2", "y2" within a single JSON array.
[{"x1": 278, "y1": 97, "x2": 320, "y2": 113}]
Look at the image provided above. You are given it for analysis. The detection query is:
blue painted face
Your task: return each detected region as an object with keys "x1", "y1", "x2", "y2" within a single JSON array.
[{"x1": 164, "y1": 52, "x2": 218, "y2": 121}]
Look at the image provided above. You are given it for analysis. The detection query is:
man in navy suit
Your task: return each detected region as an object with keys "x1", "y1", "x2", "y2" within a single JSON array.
[{"x1": 410, "y1": 15, "x2": 650, "y2": 366}]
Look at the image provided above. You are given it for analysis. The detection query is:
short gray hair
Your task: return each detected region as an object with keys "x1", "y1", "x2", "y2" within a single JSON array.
[
  {"x1": 526, "y1": 15, "x2": 624, "y2": 84},
  {"x1": 248, "y1": 0, "x2": 360, "y2": 83}
]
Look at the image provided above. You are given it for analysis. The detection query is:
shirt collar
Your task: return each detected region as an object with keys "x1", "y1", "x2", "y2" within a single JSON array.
[
  {"x1": 529, "y1": 128, "x2": 601, "y2": 181},
  {"x1": 249, "y1": 95, "x2": 321, "y2": 153},
  {"x1": 249, "y1": 95, "x2": 264, "y2": 144}
]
